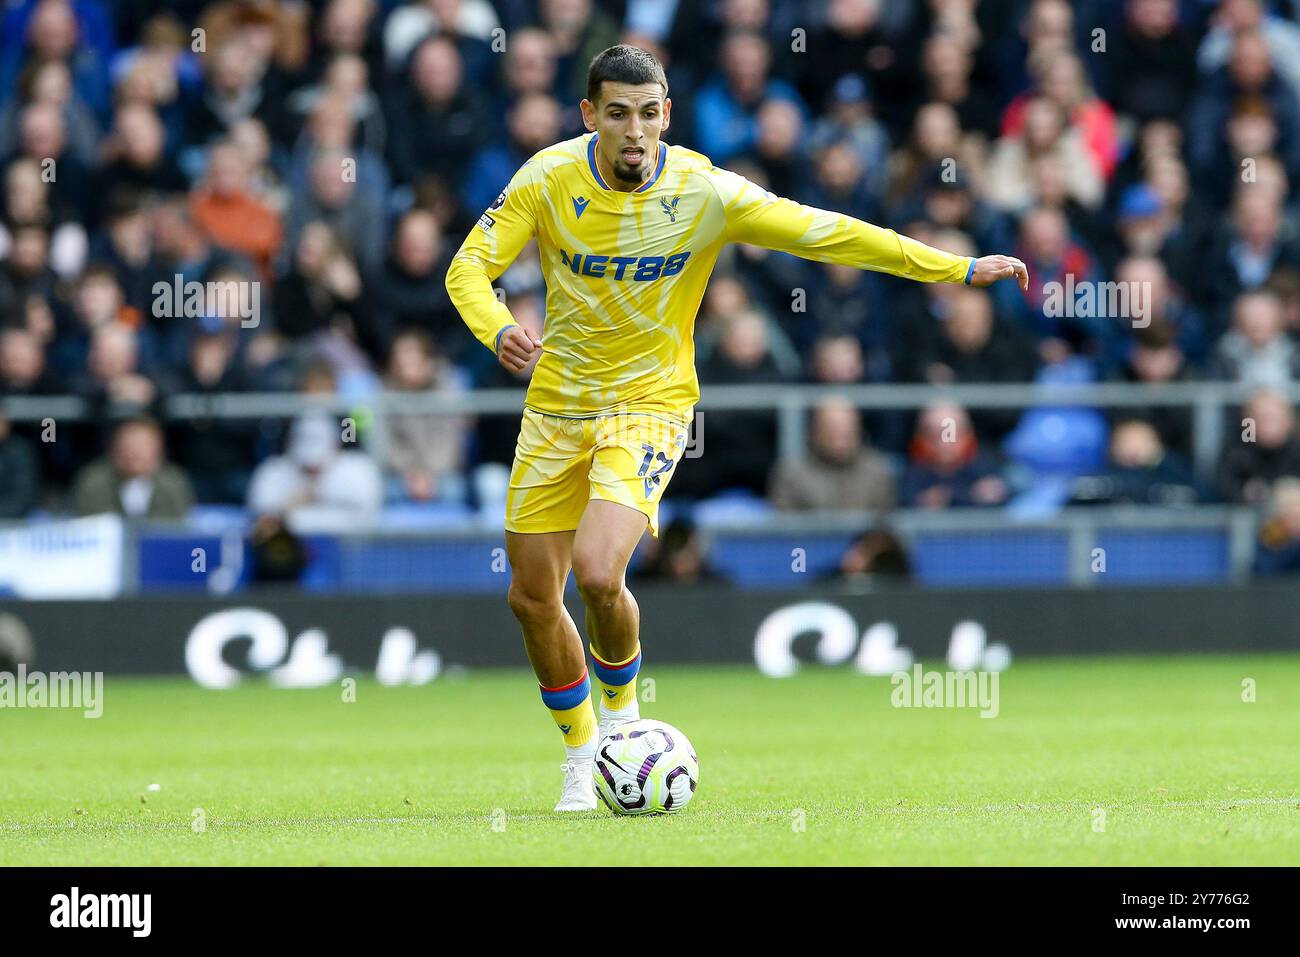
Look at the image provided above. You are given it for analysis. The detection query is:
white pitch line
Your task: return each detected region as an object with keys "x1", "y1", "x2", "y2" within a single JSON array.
[
  {"x1": 882, "y1": 797, "x2": 1300, "y2": 815},
  {"x1": 2, "y1": 798, "x2": 1296, "y2": 832}
]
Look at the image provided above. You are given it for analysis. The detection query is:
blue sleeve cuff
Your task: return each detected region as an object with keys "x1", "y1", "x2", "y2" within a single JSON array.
[
  {"x1": 494, "y1": 324, "x2": 517, "y2": 352},
  {"x1": 963, "y1": 258, "x2": 976, "y2": 285}
]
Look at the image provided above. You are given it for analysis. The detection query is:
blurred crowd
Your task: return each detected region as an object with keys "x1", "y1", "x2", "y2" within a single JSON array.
[{"x1": 3, "y1": 0, "x2": 1300, "y2": 568}]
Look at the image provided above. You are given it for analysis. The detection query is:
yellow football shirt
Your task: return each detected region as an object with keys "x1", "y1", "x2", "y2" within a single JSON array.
[{"x1": 446, "y1": 132, "x2": 975, "y2": 419}]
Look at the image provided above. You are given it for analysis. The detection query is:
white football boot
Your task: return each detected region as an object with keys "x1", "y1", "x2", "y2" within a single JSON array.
[
  {"x1": 554, "y1": 760, "x2": 597, "y2": 812},
  {"x1": 597, "y1": 697, "x2": 641, "y2": 744}
]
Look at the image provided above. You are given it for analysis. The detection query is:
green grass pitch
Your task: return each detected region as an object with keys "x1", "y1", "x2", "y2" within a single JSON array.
[{"x1": 3, "y1": 655, "x2": 1298, "y2": 865}]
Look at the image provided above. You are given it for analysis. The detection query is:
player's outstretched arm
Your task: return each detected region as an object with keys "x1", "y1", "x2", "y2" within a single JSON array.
[
  {"x1": 712, "y1": 167, "x2": 1029, "y2": 290},
  {"x1": 968, "y1": 255, "x2": 1030, "y2": 291}
]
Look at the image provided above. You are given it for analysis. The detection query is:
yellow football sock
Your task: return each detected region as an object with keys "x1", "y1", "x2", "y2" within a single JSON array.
[
  {"x1": 591, "y1": 644, "x2": 641, "y2": 710},
  {"x1": 539, "y1": 669, "x2": 596, "y2": 746}
]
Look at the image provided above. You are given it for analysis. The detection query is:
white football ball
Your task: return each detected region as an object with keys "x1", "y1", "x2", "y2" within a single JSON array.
[{"x1": 593, "y1": 719, "x2": 699, "y2": 815}]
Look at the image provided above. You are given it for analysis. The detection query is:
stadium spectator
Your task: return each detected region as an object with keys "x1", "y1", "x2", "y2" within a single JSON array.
[
  {"x1": 183, "y1": 31, "x2": 293, "y2": 152},
  {"x1": 799, "y1": 261, "x2": 888, "y2": 357},
  {"x1": 379, "y1": 329, "x2": 469, "y2": 504},
  {"x1": 1252, "y1": 477, "x2": 1300, "y2": 575},
  {"x1": 95, "y1": 103, "x2": 187, "y2": 223},
  {"x1": 313, "y1": 0, "x2": 382, "y2": 81},
  {"x1": 288, "y1": 53, "x2": 386, "y2": 161},
  {"x1": 0, "y1": 52, "x2": 101, "y2": 175},
  {"x1": 1189, "y1": 29, "x2": 1300, "y2": 201},
  {"x1": 631, "y1": 517, "x2": 727, "y2": 586},
  {"x1": 247, "y1": 512, "x2": 310, "y2": 584},
  {"x1": 272, "y1": 220, "x2": 373, "y2": 355},
  {"x1": 1218, "y1": 388, "x2": 1300, "y2": 504},
  {"x1": 247, "y1": 411, "x2": 383, "y2": 532},
  {"x1": 1268, "y1": 266, "x2": 1300, "y2": 336},
  {"x1": 6, "y1": 102, "x2": 92, "y2": 225},
  {"x1": 912, "y1": 285, "x2": 1035, "y2": 388},
  {"x1": 803, "y1": 138, "x2": 876, "y2": 227},
  {"x1": 189, "y1": 139, "x2": 283, "y2": 277},
  {"x1": 908, "y1": 169, "x2": 1013, "y2": 266},
  {"x1": 808, "y1": 328, "x2": 906, "y2": 452},
  {"x1": 984, "y1": 97, "x2": 1103, "y2": 214},
  {"x1": 538, "y1": 0, "x2": 620, "y2": 104},
  {"x1": 1013, "y1": 205, "x2": 1108, "y2": 362},
  {"x1": 1103, "y1": 0, "x2": 1199, "y2": 125},
  {"x1": 1002, "y1": 49, "x2": 1119, "y2": 181},
  {"x1": 888, "y1": 102, "x2": 967, "y2": 213},
  {"x1": 2, "y1": 154, "x2": 86, "y2": 272},
  {"x1": 752, "y1": 98, "x2": 809, "y2": 201},
  {"x1": 387, "y1": 35, "x2": 486, "y2": 190},
  {"x1": 1197, "y1": 0, "x2": 1300, "y2": 105},
  {"x1": 821, "y1": 527, "x2": 911, "y2": 585},
  {"x1": 1203, "y1": 188, "x2": 1300, "y2": 331},
  {"x1": 1069, "y1": 419, "x2": 1201, "y2": 507},
  {"x1": 109, "y1": 12, "x2": 199, "y2": 149},
  {"x1": 373, "y1": 208, "x2": 461, "y2": 362},
  {"x1": 52, "y1": 262, "x2": 144, "y2": 374},
  {"x1": 500, "y1": 27, "x2": 560, "y2": 103},
  {"x1": 807, "y1": 74, "x2": 890, "y2": 203},
  {"x1": 0, "y1": 327, "x2": 56, "y2": 395},
  {"x1": 900, "y1": 402, "x2": 1009, "y2": 509},
  {"x1": 1207, "y1": 290, "x2": 1300, "y2": 388},
  {"x1": 165, "y1": 325, "x2": 255, "y2": 504},
  {"x1": 1109, "y1": 321, "x2": 1197, "y2": 457},
  {"x1": 461, "y1": 92, "x2": 563, "y2": 216},
  {"x1": 282, "y1": 142, "x2": 386, "y2": 276},
  {"x1": 1139, "y1": 148, "x2": 1211, "y2": 296},
  {"x1": 385, "y1": 0, "x2": 498, "y2": 86},
  {"x1": 799, "y1": 0, "x2": 909, "y2": 132},
  {"x1": 150, "y1": 196, "x2": 245, "y2": 294},
  {"x1": 72, "y1": 416, "x2": 194, "y2": 519},
  {"x1": 675, "y1": 308, "x2": 790, "y2": 497},
  {"x1": 288, "y1": 92, "x2": 388, "y2": 225},
  {"x1": 769, "y1": 397, "x2": 895, "y2": 512},
  {"x1": 71, "y1": 322, "x2": 156, "y2": 423},
  {"x1": 917, "y1": 31, "x2": 1000, "y2": 141},
  {"x1": 693, "y1": 30, "x2": 805, "y2": 165},
  {"x1": 88, "y1": 189, "x2": 154, "y2": 311},
  {"x1": 910, "y1": 285, "x2": 1035, "y2": 441},
  {"x1": 1113, "y1": 255, "x2": 1208, "y2": 365},
  {"x1": 1111, "y1": 183, "x2": 1172, "y2": 271},
  {"x1": 1018, "y1": 0, "x2": 1075, "y2": 69},
  {"x1": 229, "y1": 116, "x2": 286, "y2": 216},
  {"x1": 0, "y1": 0, "x2": 112, "y2": 126},
  {"x1": 0, "y1": 408, "x2": 38, "y2": 518},
  {"x1": 1, "y1": 237, "x2": 54, "y2": 352}
]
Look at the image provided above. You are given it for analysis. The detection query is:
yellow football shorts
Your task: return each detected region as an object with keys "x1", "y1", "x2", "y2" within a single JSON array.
[{"x1": 505, "y1": 408, "x2": 690, "y2": 538}]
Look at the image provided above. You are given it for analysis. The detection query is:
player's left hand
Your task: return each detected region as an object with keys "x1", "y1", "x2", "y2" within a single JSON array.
[{"x1": 969, "y1": 255, "x2": 1029, "y2": 291}]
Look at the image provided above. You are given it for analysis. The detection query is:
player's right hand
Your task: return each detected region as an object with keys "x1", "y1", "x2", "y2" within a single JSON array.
[{"x1": 497, "y1": 324, "x2": 543, "y2": 372}]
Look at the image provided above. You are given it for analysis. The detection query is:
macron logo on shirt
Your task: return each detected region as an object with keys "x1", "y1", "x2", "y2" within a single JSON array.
[{"x1": 572, "y1": 196, "x2": 590, "y2": 219}]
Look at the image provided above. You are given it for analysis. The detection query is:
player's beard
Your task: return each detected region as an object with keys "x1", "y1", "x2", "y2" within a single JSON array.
[
  {"x1": 609, "y1": 143, "x2": 655, "y2": 185},
  {"x1": 611, "y1": 162, "x2": 643, "y2": 184}
]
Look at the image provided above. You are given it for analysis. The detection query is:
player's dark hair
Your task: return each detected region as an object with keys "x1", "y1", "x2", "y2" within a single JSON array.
[{"x1": 586, "y1": 45, "x2": 667, "y2": 104}]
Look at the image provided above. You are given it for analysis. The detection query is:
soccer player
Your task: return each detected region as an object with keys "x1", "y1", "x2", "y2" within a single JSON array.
[{"x1": 446, "y1": 45, "x2": 1029, "y2": 811}]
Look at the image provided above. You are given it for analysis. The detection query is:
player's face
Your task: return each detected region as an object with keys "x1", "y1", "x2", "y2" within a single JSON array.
[{"x1": 581, "y1": 82, "x2": 671, "y2": 188}]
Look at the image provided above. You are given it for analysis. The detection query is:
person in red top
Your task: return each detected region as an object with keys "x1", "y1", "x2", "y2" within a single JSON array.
[
  {"x1": 1000, "y1": 50, "x2": 1120, "y2": 182},
  {"x1": 188, "y1": 140, "x2": 282, "y2": 278}
]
